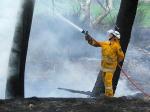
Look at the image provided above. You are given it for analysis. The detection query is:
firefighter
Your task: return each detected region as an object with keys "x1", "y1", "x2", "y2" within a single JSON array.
[{"x1": 85, "y1": 29, "x2": 124, "y2": 97}]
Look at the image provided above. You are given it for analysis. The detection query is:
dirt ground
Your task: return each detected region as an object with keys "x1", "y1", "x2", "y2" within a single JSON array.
[{"x1": 0, "y1": 96, "x2": 150, "y2": 112}]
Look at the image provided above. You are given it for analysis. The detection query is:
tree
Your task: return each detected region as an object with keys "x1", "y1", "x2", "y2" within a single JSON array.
[
  {"x1": 78, "y1": 0, "x2": 91, "y2": 24},
  {"x1": 91, "y1": 0, "x2": 112, "y2": 27},
  {"x1": 113, "y1": 0, "x2": 139, "y2": 93},
  {"x1": 77, "y1": 0, "x2": 113, "y2": 27},
  {"x1": 5, "y1": 0, "x2": 35, "y2": 99}
]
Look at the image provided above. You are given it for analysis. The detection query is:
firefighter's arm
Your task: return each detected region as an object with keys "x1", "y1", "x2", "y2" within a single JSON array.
[
  {"x1": 85, "y1": 34, "x2": 101, "y2": 47},
  {"x1": 117, "y1": 47, "x2": 125, "y2": 62}
]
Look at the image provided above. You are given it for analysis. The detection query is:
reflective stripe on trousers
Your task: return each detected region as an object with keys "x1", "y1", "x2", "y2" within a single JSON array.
[
  {"x1": 102, "y1": 56, "x2": 117, "y2": 63},
  {"x1": 101, "y1": 67, "x2": 115, "y2": 72}
]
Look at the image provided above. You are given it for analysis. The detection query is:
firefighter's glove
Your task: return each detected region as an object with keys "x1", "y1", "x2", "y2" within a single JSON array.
[{"x1": 85, "y1": 34, "x2": 92, "y2": 41}]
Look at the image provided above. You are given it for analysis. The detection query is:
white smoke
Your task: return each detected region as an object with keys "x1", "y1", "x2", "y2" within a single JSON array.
[
  {"x1": 25, "y1": 0, "x2": 140, "y2": 98},
  {"x1": 25, "y1": 0, "x2": 99, "y2": 98},
  {"x1": 0, "y1": 0, "x2": 23, "y2": 99},
  {"x1": 115, "y1": 42, "x2": 150, "y2": 96},
  {"x1": 115, "y1": 78, "x2": 139, "y2": 97},
  {"x1": 0, "y1": 0, "x2": 149, "y2": 99}
]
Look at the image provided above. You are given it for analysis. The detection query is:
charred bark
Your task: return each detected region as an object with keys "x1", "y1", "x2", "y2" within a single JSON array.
[
  {"x1": 91, "y1": 71, "x2": 105, "y2": 97},
  {"x1": 113, "y1": 0, "x2": 139, "y2": 93},
  {"x1": 5, "y1": 0, "x2": 35, "y2": 99},
  {"x1": 92, "y1": 0, "x2": 139, "y2": 97}
]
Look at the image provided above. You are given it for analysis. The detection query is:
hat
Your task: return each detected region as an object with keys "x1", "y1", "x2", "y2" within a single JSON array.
[{"x1": 107, "y1": 29, "x2": 120, "y2": 39}]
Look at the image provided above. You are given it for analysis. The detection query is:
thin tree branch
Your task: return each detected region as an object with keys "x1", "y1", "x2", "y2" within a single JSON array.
[{"x1": 96, "y1": 0, "x2": 107, "y2": 11}]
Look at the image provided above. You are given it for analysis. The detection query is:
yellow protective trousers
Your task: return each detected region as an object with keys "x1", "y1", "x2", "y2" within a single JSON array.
[{"x1": 102, "y1": 72, "x2": 114, "y2": 97}]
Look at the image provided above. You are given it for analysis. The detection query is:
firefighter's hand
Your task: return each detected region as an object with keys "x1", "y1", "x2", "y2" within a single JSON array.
[{"x1": 85, "y1": 34, "x2": 92, "y2": 41}]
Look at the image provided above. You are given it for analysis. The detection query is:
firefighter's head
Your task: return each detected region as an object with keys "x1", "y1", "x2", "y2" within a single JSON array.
[{"x1": 107, "y1": 29, "x2": 120, "y2": 41}]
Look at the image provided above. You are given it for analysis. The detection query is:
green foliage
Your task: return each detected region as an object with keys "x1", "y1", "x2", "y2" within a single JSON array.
[
  {"x1": 90, "y1": 4, "x2": 102, "y2": 18},
  {"x1": 134, "y1": 2, "x2": 145, "y2": 26},
  {"x1": 137, "y1": 2, "x2": 150, "y2": 27},
  {"x1": 69, "y1": 0, "x2": 150, "y2": 28}
]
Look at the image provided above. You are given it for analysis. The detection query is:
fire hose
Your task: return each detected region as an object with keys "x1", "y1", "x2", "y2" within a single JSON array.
[{"x1": 118, "y1": 64, "x2": 150, "y2": 97}]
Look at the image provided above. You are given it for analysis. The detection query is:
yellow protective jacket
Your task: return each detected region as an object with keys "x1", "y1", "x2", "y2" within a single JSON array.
[{"x1": 87, "y1": 38, "x2": 124, "y2": 72}]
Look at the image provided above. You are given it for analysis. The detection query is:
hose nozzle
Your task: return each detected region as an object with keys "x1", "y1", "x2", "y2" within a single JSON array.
[{"x1": 81, "y1": 30, "x2": 88, "y2": 35}]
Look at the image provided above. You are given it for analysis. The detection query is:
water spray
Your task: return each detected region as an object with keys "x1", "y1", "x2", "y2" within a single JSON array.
[{"x1": 56, "y1": 13, "x2": 88, "y2": 35}]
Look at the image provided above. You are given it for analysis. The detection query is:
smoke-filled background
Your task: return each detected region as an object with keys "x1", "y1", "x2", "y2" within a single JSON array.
[{"x1": 0, "y1": 0, "x2": 150, "y2": 99}]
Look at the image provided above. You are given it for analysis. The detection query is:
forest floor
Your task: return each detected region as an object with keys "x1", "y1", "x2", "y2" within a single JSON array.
[{"x1": 0, "y1": 96, "x2": 150, "y2": 112}]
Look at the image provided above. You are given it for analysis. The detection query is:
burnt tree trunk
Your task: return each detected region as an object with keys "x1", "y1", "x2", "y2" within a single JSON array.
[
  {"x1": 92, "y1": 0, "x2": 139, "y2": 97},
  {"x1": 113, "y1": 0, "x2": 139, "y2": 93},
  {"x1": 5, "y1": 0, "x2": 35, "y2": 99}
]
